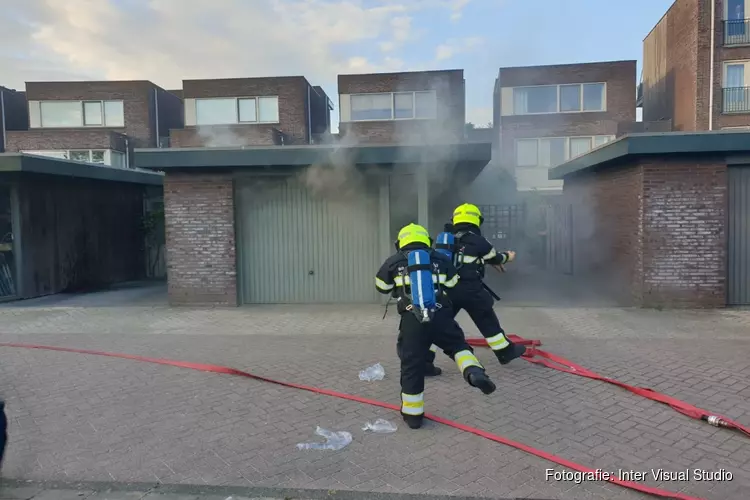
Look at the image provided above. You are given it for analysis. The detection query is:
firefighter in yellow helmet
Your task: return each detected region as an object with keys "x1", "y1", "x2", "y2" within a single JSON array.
[
  {"x1": 426, "y1": 204, "x2": 526, "y2": 370},
  {"x1": 375, "y1": 223, "x2": 497, "y2": 429}
]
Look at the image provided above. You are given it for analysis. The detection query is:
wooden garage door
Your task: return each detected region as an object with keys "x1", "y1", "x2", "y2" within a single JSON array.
[
  {"x1": 728, "y1": 165, "x2": 750, "y2": 306},
  {"x1": 236, "y1": 176, "x2": 381, "y2": 304}
]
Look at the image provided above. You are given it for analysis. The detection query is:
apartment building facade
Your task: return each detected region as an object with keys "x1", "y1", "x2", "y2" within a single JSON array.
[
  {"x1": 337, "y1": 69, "x2": 465, "y2": 144},
  {"x1": 169, "y1": 77, "x2": 333, "y2": 147},
  {"x1": 641, "y1": 0, "x2": 750, "y2": 130},
  {"x1": 494, "y1": 60, "x2": 638, "y2": 192},
  {"x1": 3, "y1": 81, "x2": 182, "y2": 167}
]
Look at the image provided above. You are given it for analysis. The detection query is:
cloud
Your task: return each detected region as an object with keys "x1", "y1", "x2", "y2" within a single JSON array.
[
  {"x1": 449, "y1": 0, "x2": 472, "y2": 21},
  {"x1": 435, "y1": 36, "x2": 483, "y2": 61},
  {"x1": 0, "y1": 0, "x2": 435, "y2": 91}
]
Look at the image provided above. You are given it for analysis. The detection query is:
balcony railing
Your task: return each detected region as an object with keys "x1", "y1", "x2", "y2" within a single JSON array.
[
  {"x1": 723, "y1": 87, "x2": 750, "y2": 113},
  {"x1": 724, "y1": 19, "x2": 750, "y2": 45}
]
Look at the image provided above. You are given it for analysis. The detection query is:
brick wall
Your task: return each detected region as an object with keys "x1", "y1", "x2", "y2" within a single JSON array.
[
  {"x1": 497, "y1": 61, "x2": 637, "y2": 167},
  {"x1": 170, "y1": 125, "x2": 280, "y2": 147},
  {"x1": 163, "y1": 173, "x2": 237, "y2": 306},
  {"x1": 178, "y1": 77, "x2": 310, "y2": 146},
  {"x1": 24, "y1": 81, "x2": 160, "y2": 149},
  {"x1": 562, "y1": 155, "x2": 729, "y2": 308},
  {"x1": 644, "y1": 0, "x2": 750, "y2": 130},
  {"x1": 5, "y1": 129, "x2": 127, "y2": 152},
  {"x1": 640, "y1": 158, "x2": 727, "y2": 307},
  {"x1": 338, "y1": 70, "x2": 465, "y2": 144},
  {"x1": 563, "y1": 165, "x2": 643, "y2": 305}
]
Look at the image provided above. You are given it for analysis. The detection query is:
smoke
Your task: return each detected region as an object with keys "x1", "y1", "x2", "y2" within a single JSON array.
[{"x1": 196, "y1": 126, "x2": 247, "y2": 148}]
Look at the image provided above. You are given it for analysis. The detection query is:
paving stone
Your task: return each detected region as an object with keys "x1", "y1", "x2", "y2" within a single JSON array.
[{"x1": 0, "y1": 303, "x2": 749, "y2": 500}]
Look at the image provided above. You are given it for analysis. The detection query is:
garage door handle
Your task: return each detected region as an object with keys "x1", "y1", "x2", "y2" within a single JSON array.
[{"x1": 309, "y1": 270, "x2": 314, "y2": 275}]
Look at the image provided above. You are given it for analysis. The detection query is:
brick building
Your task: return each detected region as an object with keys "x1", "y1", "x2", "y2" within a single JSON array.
[
  {"x1": 548, "y1": 131, "x2": 750, "y2": 307},
  {"x1": 337, "y1": 69, "x2": 465, "y2": 144},
  {"x1": 136, "y1": 69, "x2": 490, "y2": 306},
  {"x1": 170, "y1": 77, "x2": 333, "y2": 148},
  {"x1": 3, "y1": 80, "x2": 182, "y2": 167},
  {"x1": 641, "y1": 0, "x2": 750, "y2": 131},
  {"x1": 493, "y1": 60, "x2": 638, "y2": 192}
]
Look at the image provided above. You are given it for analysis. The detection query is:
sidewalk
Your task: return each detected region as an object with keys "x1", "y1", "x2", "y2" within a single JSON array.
[{"x1": 0, "y1": 479, "x2": 511, "y2": 500}]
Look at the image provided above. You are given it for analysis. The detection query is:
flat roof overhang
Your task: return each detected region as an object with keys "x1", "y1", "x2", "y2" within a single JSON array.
[
  {"x1": 549, "y1": 131, "x2": 750, "y2": 180},
  {"x1": 0, "y1": 153, "x2": 163, "y2": 185},
  {"x1": 134, "y1": 142, "x2": 493, "y2": 183}
]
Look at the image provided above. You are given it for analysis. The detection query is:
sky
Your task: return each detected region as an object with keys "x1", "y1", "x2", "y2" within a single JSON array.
[{"x1": 0, "y1": 0, "x2": 675, "y2": 132}]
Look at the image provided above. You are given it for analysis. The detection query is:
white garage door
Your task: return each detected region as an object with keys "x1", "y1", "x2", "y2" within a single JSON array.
[{"x1": 236, "y1": 176, "x2": 381, "y2": 304}]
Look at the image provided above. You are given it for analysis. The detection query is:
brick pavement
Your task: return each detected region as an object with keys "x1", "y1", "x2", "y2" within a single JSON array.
[{"x1": 0, "y1": 304, "x2": 749, "y2": 499}]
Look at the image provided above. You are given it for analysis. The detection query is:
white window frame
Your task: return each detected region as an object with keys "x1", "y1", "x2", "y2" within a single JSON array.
[
  {"x1": 37, "y1": 100, "x2": 125, "y2": 128},
  {"x1": 511, "y1": 83, "x2": 607, "y2": 116},
  {"x1": 193, "y1": 96, "x2": 280, "y2": 126},
  {"x1": 514, "y1": 135, "x2": 615, "y2": 167},
  {"x1": 723, "y1": 60, "x2": 750, "y2": 87},
  {"x1": 348, "y1": 91, "x2": 437, "y2": 122}
]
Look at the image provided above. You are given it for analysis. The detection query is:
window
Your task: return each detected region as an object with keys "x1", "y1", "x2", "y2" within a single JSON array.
[
  {"x1": 723, "y1": 61, "x2": 750, "y2": 112},
  {"x1": 515, "y1": 139, "x2": 539, "y2": 167},
  {"x1": 37, "y1": 100, "x2": 124, "y2": 128},
  {"x1": 83, "y1": 101, "x2": 103, "y2": 126},
  {"x1": 351, "y1": 93, "x2": 393, "y2": 121},
  {"x1": 22, "y1": 149, "x2": 115, "y2": 165},
  {"x1": 583, "y1": 84, "x2": 605, "y2": 111},
  {"x1": 394, "y1": 93, "x2": 414, "y2": 119},
  {"x1": 194, "y1": 96, "x2": 280, "y2": 125},
  {"x1": 513, "y1": 86, "x2": 557, "y2": 114},
  {"x1": 511, "y1": 83, "x2": 606, "y2": 115},
  {"x1": 415, "y1": 91, "x2": 437, "y2": 119},
  {"x1": 515, "y1": 135, "x2": 615, "y2": 167},
  {"x1": 347, "y1": 91, "x2": 438, "y2": 121},
  {"x1": 39, "y1": 102, "x2": 83, "y2": 128}
]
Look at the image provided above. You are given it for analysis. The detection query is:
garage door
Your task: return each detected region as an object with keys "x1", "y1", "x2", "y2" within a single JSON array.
[
  {"x1": 236, "y1": 176, "x2": 381, "y2": 304},
  {"x1": 728, "y1": 166, "x2": 750, "y2": 306}
]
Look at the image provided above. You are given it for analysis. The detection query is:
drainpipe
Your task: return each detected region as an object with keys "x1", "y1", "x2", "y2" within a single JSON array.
[
  {"x1": 125, "y1": 136, "x2": 130, "y2": 168},
  {"x1": 0, "y1": 90, "x2": 6, "y2": 151},
  {"x1": 154, "y1": 88, "x2": 161, "y2": 147},
  {"x1": 307, "y1": 85, "x2": 313, "y2": 144},
  {"x1": 709, "y1": 0, "x2": 716, "y2": 130}
]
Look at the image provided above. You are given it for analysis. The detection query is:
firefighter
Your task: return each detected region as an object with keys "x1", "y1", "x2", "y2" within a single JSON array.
[
  {"x1": 426, "y1": 204, "x2": 526, "y2": 370},
  {"x1": 375, "y1": 223, "x2": 497, "y2": 429}
]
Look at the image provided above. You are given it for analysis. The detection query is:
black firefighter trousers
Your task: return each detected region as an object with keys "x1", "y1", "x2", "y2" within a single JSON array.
[
  {"x1": 396, "y1": 308, "x2": 486, "y2": 419},
  {"x1": 425, "y1": 282, "x2": 515, "y2": 365}
]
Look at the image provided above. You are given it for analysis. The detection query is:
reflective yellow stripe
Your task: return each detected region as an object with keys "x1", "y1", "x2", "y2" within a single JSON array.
[
  {"x1": 401, "y1": 393, "x2": 424, "y2": 415},
  {"x1": 482, "y1": 248, "x2": 497, "y2": 261},
  {"x1": 375, "y1": 277, "x2": 394, "y2": 291},
  {"x1": 443, "y1": 274, "x2": 458, "y2": 288},
  {"x1": 461, "y1": 255, "x2": 480, "y2": 263},
  {"x1": 486, "y1": 333, "x2": 510, "y2": 350},
  {"x1": 429, "y1": 344, "x2": 438, "y2": 352},
  {"x1": 394, "y1": 275, "x2": 445, "y2": 285},
  {"x1": 454, "y1": 349, "x2": 482, "y2": 372}
]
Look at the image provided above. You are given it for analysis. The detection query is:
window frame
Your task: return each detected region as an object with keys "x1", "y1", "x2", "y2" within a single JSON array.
[
  {"x1": 511, "y1": 83, "x2": 607, "y2": 116},
  {"x1": 722, "y1": 60, "x2": 750, "y2": 87},
  {"x1": 514, "y1": 135, "x2": 616, "y2": 167},
  {"x1": 38, "y1": 99, "x2": 125, "y2": 128},
  {"x1": 347, "y1": 90, "x2": 438, "y2": 122},
  {"x1": 193, "y1": 96, "x2": 280, "y2": 126}
]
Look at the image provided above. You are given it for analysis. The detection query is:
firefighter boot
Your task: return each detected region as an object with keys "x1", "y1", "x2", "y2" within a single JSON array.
[
  {"x1": 424, "y1": 363, "x2": 442, "y2": 376},
  {"x1": 464, "y1": 366, "x2": 496, "y2": 395},
  {"x1": 495, "y1": 342, "x2": 526, "y2": 365},
  {"x1": 402, "y1": 413, "x2": 424, "y2": 429}
]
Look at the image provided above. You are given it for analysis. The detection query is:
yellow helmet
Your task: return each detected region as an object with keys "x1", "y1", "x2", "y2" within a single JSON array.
[
  {"x1": 397, "y1": 223, "x2": 431, "y2": 249},
  {"x1": 452, "y1": 203, "x2": 483, "y2": 227}
]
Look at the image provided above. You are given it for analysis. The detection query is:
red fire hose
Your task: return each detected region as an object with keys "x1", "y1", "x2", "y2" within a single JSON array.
[
  {"x1": 469, "y1": 335, "x2": 750, "y2": 438},
  {"x1": 0, "y1": 340, "x2": 733, "y2": 500}
]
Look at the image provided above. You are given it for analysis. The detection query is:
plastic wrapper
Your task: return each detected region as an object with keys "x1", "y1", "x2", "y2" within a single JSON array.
[
  {"x1": 362, "y1": 418, "x2": 398, "y2": 433},
  {"x1": 359, "y1": 362, "x2": 385, "y2": 381},
  {"x1": 296, "y1": 426, "x2": 352, "y2": 451}
]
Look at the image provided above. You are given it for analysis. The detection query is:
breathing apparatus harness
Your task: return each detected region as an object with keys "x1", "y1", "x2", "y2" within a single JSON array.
[{"x1": 383, "y1": 240, "x2": 444, "y2": 322}]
